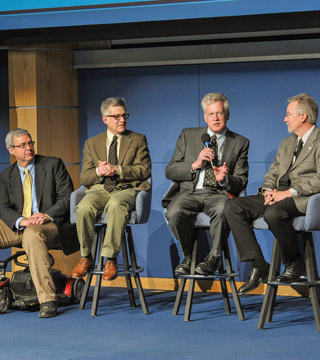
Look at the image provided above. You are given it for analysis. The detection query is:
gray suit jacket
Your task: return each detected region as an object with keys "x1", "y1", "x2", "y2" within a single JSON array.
[
  {"x1": 162, "y1": 127, "x2": 249, "y2": 207},
  {"x1": 0, "y1": 155, "x2": 79, "y2": 255},
  {"x1": 262, "y1": 126, "x2": 320, "y2": 213},
  {"x1": 80, "y1": 129, "x2": 151, "y2": 191}
]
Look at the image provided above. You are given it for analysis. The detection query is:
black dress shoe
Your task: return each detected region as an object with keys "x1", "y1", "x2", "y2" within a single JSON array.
[
  {"x1": 175, "y1": 257, "x2": 191, "y2": 275},
  {"x1": 39, "y1": 301, "x2": 58, "y2": 318},
  {"x1": 276, "y1": 257, "x2": 305, "y2": 283},
  {"x1": 195, "y1": 254, "x2": 221, "y2": 275},
  {"x1": 238, "y1": 262, "x2": 270, "y2": 295}
]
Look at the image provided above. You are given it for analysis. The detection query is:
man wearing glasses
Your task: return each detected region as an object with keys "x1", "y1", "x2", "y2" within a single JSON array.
[
  {"x1": 72, "y1": 97, "x2": 151, "y2": 282},
  {"x1": 163, "y1": 93, "x2": 249, "y2": 276},
  {"x1": 0, "y1": 128, "x2": 77, "y2": 318}
]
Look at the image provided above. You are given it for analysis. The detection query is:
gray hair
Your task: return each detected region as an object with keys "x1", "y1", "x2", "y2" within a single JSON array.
[
  {"x1": 100, "y1": 97, "x2": 126, "y2": 116},
  {"x1": 201, "y1": 93, "x2": 230, "y2": 119},
  {"x1": 288, "y1": 93, "x2": 318, "y2": 124},
  {"x1": 5, "y1": 128, "x2": 32, "y2": 149}
]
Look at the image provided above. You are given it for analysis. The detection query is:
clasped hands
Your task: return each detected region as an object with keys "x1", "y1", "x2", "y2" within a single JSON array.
[
  {"x1": 263, "y1": 189, "x2": 291, "y2": 205},
  {"x1": 21, "y1": 212, "x2": 51, "y2": 227},
  {"x1": 192, "y1": 148, "x2": 228, "y2": 182},
  {"x1": 98, "y1": 161, "x2": 118, "y2": 177}
]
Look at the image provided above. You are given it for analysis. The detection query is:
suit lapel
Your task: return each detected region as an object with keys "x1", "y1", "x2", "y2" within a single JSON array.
[
  {"x1": 8, "y1": 164, "x2": 23, "y2": 210},
  {"x1": 34, "y1": 156, "x2": 46, "y2": 208},
  {"x1": 195, "y1": 127, "x2": 207, "y2": 157},
  {"x1": 221, "y1": 130, "x2": 235, "y2": 164},
  {"x1": 118, "y1": 131, "x2": 132, "y2": 165},
  {"x1": 97, "y1": 131, "x2": 108, "y2": 161},
  {"x1": 291, "y1": 127, "x2": 319, "y2": 170}
]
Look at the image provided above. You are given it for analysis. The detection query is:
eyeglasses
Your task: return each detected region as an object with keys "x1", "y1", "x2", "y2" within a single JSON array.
[
  {"x1": 11, "y1": 141, "x2": 35, "y2": 150},
  {"x1": 105, "y1": 113, "x2": 130, "y2": 121},
  {"x1": 206, "y1": 112, "x2": 225, "y2": 119}
]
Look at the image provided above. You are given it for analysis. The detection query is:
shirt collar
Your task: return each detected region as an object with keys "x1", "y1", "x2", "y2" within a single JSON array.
[
  {"x1": 300, "y1": 125, "x2": 315, "y2": 144},
  {"x1": 17, "y1": 160, "x2": 35, "y2": 175},
  {"x1": 107, "y1": 130, "x2": 121, "y2": 141},
  {"x1": 207, "y1": 127, "x2": 227, "y2": 140}
]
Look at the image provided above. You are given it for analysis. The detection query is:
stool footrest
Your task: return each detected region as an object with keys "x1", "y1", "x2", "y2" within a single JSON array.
[
  {"x1": 265, "y1": 279, "x2": 320, "y2": 287},
  {"x1": 92, "y1": 267, "x2": 145, "y2": 276},
  {"x1": 180, "y1": 272, "x2": 240, "y2": 280}
]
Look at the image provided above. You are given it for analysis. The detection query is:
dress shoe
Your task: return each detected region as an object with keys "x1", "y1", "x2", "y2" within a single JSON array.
[
  {"x1": 175, "y1": 257, "x2": 191, "y2": 276},
  {"x1": 72, "y1": 255, "x2": 93, "y2": 278},
  {"x1": 276, "y1": 257, "x2": 305, "y2": 283},
  {"x1": 103, "y1": 259, "x2": 118, "y2": 281},
  {"x1": 195, "y1": 254, "x2": 221, "y2": 275},
  {"x1": 39, "y1": 301, "x2": 58, "y2": 318},
  {"x1": 238, "y1": 262, "x2": 270, "y2": 295}
]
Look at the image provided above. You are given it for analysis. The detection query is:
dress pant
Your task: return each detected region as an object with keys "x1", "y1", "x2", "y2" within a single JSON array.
[
  {"x1": 0, "y1": 219, "x2": 60, "y2": 304},
  {"x1": 224, "y1": 194, "x2": 304, "y2": 264},
  {"x1": 165, "y1": 188, "x2": 230, "y2": 258},
  {"x1": 75, "y1": 184, "x2": 137, "y2": 259}
]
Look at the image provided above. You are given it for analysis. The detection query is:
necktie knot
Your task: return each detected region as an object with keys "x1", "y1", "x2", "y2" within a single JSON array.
[{"x1": 294, "y1": 138, "x2": 303, "y2": 159}]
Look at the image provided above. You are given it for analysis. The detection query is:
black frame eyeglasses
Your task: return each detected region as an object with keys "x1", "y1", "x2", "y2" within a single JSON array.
[
  {"x1": 106, "y1": 113, "x2": 130, "y2": 121},
  {"x1": 11, "y1": 141, "x2": 35, "y2": 150}
]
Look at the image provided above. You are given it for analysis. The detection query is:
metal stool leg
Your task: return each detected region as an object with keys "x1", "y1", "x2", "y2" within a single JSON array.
[
  {"x1": 91, "y1": 226, "x2": 106, "y2": 317},
  {"x1": 126, "y1": 227, "x2": 149, "y2": 314},
  {"x1": 258, "y1": 238, "x2": 280, "y2": 329},
  {"x1": 172, "y1": 278, "x2": 186, "y2": 316},
  {"x1": 184, "y1": 236, "x2": 198, "y2": 322},
  {"x1": 79, "y1": 226, "x2": 100, "y2": 310},
  {"x1": 304, "y1": 232, "x2": 320, "y2": 331},
  {"x1": 122, "y1": 230, "x2": 136, "y2": 308},
  {"x1": 223, "y1": 241, "x2": 245, "y2": 320}
]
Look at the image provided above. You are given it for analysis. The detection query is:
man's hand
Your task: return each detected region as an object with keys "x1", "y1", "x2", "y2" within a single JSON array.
[
  {"x1": 264, "y1": 189, "x2": 291, "y2": 205},
  {"x1": 192, "y1": 148, "x2": 214, "y2": 171},
  {"x1": 98, "y1": 161, "x2": 118, "y2": 177},
  {"x1": 20, "y1": 213, "x2": 51, "y2": 227},
  {"x1": 213, "y1": 162, "x2": 229, "y2": 182}
]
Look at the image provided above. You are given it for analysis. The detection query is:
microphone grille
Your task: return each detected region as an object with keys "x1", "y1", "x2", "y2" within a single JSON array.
[{"x1": 201, "y1": 133, "x2": 210, "y2": 143}]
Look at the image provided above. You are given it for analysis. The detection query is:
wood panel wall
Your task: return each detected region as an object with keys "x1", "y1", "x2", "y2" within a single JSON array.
[{"x1": 8, "y1": 44, "x2": 80, "y2": 275}]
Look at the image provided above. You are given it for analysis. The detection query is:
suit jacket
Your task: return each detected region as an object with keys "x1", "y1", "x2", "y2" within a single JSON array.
[
  {"x1": 80, "y1": 129, "x2": 151, "y2": 191},
  {"x1": 262, "y1": 126, "x2": 320, "y2": 213},
  {"x1": 0, "y1": 155, "x2": 79, "y2": 255},
  {"x1": 162, "y1": 127, "x2": 249, "y2": 207}
]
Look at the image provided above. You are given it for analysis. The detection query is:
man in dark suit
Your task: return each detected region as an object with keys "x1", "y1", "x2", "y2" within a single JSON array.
[
  {"x1": 72, "y1": 97, "x2": 151, "y2": 282},
  {"x1": 163, "y1": 93, "x2": 249, "y2": 276},
  {"x1": 0, "y1": 128, "x2": 77, "y2": 318},
  {"x1": 225, "y1": 93, "x2": 320, "y2": 295}
]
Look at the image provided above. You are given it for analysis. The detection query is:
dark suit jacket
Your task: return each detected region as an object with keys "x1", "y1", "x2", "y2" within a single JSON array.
[
  {"x1": 262, "y1": 126, "x2": 320, "y2": 213},
  {"x1": 0, "y1": 155, "x2": 79, "y2": 255},
  {"x1": 162, "y1": 126, "x2": 249, "y2": 207},
  {"x1": 80, "y1": 129, "x2": 151, "y2": 191}
]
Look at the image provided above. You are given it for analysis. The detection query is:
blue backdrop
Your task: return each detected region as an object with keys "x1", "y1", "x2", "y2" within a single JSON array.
[
  {"x1": 1, "y1": 57, "x2": 320, "y2": 281},
  {"x1": 78, "y1": 59, "x2": 320, "y2": 280}
]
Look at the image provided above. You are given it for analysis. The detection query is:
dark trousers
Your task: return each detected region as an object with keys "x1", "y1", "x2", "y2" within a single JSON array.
[
  {"x1": 224, "y1": 194, "x2": 304, "y2": 264},
  {"x1": 165, "y1": 189, "x2": 230, "y2": 258}
]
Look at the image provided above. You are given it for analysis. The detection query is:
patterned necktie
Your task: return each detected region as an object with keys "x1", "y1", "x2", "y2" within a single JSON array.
[
  {"x1": 22, "y1": 169, "x2": 32, "y2": 218},
  {"x1": 294, "y1": 138, "x2": 303, "y2": 161},
  {"x1": 104, "y1": 135, "x2": 118, "y2": 192},
  {"x1": 278, "y1": 138, "x2": 304, "y2": 191},
  {"x1": 203, "y1": 135, "x2": 218, "y2": 189}
]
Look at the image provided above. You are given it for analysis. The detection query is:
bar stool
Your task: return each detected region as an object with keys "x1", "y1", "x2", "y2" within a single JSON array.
[
  {"x1": 253, "y1": 192, "x2": 320, "y2": 331},
  {"x1": 70, "y1": 178, "x2": 152, "y2": 316},
  {"x1": 172, "y1": 212, "x2": 245, "y2": 322}
]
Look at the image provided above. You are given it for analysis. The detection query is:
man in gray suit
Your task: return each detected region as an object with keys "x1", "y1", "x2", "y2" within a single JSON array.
[
  {"x1": 163, "y1": 93, "x2": 249, "y2": 276},
  {"x1": 225, "y1": 93, "x2": 320, "y2": 295},
  {"x1": 0, "y1": 128, "x2": 77, "y2": 318}
]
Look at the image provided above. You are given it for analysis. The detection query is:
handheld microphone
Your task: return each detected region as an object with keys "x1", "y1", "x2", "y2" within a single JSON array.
[{"x1": 201, "y1": 133, "x2": 215, "y2": 168}]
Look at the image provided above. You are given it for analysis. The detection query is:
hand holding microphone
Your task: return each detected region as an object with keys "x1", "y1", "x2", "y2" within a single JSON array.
[{"x1": 191, "y1": 133, "x2": 215, "y2": 171}]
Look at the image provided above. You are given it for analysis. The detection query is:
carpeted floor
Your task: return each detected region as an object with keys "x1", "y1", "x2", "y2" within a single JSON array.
[{"x1": 1, "y1": 287, "x2": 320, "y2": 360}]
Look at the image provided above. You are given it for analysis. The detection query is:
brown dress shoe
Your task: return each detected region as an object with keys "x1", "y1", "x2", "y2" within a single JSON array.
[
  {"x1": 72, "y1": 255, "x2": 93, "y2": 278},
  {"x1": 103, "y1": 259, "x2": 118, "y2": 281}
]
